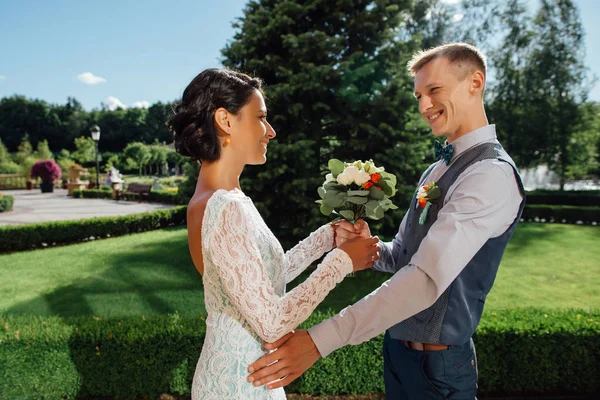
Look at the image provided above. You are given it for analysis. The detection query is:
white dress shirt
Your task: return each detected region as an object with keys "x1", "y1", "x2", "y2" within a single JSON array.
[{"x1": 308, "y1": 124, "x2": 523, "y2": 357}]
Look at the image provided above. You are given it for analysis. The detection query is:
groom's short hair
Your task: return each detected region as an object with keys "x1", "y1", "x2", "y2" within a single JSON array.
[{"x1": 407, "y1": 42, "x2": 487, "y2": 82}]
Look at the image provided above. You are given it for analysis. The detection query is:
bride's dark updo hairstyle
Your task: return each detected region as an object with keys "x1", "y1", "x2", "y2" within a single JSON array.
[{"x1": 167, "y1": 68, "x2": 263, "y2": 162}]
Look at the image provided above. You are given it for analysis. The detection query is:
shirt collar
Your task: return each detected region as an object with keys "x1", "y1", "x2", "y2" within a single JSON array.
[{"x1": 446, "y1": 124, "x2": 496, "y2": 158}]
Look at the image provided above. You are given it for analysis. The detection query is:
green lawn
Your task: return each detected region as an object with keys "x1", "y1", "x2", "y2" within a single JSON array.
[{"x1": 0, "y1": 223, "x2": 598, "y2": 319}]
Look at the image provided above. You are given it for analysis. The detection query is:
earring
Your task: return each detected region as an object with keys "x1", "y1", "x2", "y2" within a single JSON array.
[{"x1": 224, "y1": 138, "x2": 231, "y2": 146}]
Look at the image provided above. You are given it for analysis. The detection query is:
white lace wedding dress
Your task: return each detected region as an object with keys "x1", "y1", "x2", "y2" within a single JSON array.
[{"x1": 191, "y1": 189, "x2": 353, "y2": 400}]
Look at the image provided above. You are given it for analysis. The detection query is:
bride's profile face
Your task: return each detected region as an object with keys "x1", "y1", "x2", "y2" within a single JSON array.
[{"x1": 230, "y1": 90, "x2": 276, "y2": 165}]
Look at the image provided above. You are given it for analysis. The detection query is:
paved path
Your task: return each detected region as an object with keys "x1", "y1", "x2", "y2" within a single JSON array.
[{"x1": 0, "y1": 189, "x2": 176, "y2": 226}]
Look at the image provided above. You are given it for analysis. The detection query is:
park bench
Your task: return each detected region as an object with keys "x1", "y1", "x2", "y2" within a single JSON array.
[{"x1": 116, "y1": 183, "x2": 152, "y2": 202}]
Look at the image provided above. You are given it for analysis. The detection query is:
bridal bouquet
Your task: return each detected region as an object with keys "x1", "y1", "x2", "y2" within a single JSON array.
[{"x1": 316, "y1": 159, "x2": 398, "y2": 222}]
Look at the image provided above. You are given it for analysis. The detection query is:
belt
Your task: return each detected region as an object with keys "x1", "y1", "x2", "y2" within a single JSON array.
[{"x1": 402, "y1": 340, "x2": 449, "y2": 351}]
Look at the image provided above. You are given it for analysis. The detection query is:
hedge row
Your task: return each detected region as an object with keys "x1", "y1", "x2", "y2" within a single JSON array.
[
  {"x1": 0, "y1": 195, "x2": 13, "y2": 212},
  {"x1": 0, "y1": 206, "x2": 187, "y2": 253},
  {"x1": 0, "y1": 310, "x2": 598, "y2": 399},
  {"x1": 525, "y1": 190, "x2": 600, "y2": 207},
  {"x1": 521, "y1": 205, "x2": 600, "y2": 224},
  {"x1": 72, "y1": 189, "x2": 182, "y2": 205}
]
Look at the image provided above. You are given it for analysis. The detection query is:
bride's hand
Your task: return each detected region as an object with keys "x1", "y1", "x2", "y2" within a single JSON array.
[{"x1": 338, "y1": 236, "x2": 380, "y2": 272}]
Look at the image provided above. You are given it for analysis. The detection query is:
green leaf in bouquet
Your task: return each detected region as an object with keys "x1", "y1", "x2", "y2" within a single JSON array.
[
  {"x1": 317, "y1": 186, "x2": 326, "y2": 199},
  {"x1": 374, "y1": 206, "x2": 385, "y2": 219},
  {"x1": 346, "y1": 196, "x2": 369, "y2": 205},
  {"x1": 347, "y1": 190, "x2": 370, "y2": 197},
  {"x1": 365, "y1": 199, "x2": 380, "y2": 216},
  {"x1": 339, "y1": 209, "x2": 355, "y2": 221},
  {"x1": 328, "y1": 159, "x2": 345, "y2": 177},
  {"x1": 324, "y1": 190, "x2": 344, "y2": 208},
  {"x1": 324, "y1": 182, "x2": 345, "y2": 191},
  {"x1": 381, "y1": 171, "x2": 397, "y2": 188},
  {"x1": 369, "y1": 186, "x2": 385, "y2": 200},
  {"x1": 320, "y1": 203, "x2": 334, "y2": 216},
  {"x1": 378, "y1": 179, "x2": 394, "y2": 196}
]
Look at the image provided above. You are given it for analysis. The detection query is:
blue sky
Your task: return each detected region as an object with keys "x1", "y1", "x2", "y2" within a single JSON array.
[{"x1": 0, "y1": 0, "x2": 598, "y2": 110}]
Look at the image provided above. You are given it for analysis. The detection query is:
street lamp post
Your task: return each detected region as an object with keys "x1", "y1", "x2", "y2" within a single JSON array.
[{"x1": 90, "y1": 125, "x2": 101, "y2": 188}]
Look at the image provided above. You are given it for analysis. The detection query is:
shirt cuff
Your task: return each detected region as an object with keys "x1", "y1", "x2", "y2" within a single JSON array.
[{"x1": 308, "y1": 318, "x2": 344, "y2": 358}]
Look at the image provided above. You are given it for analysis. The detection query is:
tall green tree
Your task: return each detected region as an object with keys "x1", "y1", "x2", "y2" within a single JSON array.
[
  {"x1": 0, "y1": 138, "x2": 9, "y2": 163},
  {"x1": 149, "y1": 141, "x2": 168, "y2": 175},
  {"x1": 486, "y1": 0, "x2": 534, "y2": 162},
  {"x1": 221, "y1": 0, "x2": 429, "y2": 242},
  {"x1": 124, "y1": 142, "x2": 151, "y2": 177},
  {"x1": 523, "y1": 0, "x2": 591, "y2": 188},
  {"x1": 72, "y1": 136, "x2": 96, "y2": 165},
  {"x1": 35, "y1": 139, "x2": 54, "y2": 160}
]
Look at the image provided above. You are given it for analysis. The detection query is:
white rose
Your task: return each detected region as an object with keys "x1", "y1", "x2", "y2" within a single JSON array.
[
  {"x1": 325, "y1": 173, "x2": 335, "y2": 183},
  {"x1": 354, "y1": 170, "x2": 371, "y2": 186},
  {"x1": 336, "y1": 171, "x2": 354, "y2": 185},
  {"x1": 416, "y1": 187, "x2": 427, "y2": 199}
]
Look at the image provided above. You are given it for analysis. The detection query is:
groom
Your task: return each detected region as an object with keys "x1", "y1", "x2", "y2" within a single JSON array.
[{"x1": 248, "y1": 42, "x2": 525, "y2": 398}]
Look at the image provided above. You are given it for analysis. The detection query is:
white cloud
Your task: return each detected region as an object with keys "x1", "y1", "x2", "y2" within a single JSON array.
[
  {"x1": 452, "y1": 13, "x2": 464, "y2": 22},
  {"x1": 131, "y1": 100, "x2": 150, "y2": 109},
  {"x1": 106, "y1": 96, "x2": 127, "y2": 111},
  {"x1": 77, "y1": 72, "x2": 106, "y2": 85}
]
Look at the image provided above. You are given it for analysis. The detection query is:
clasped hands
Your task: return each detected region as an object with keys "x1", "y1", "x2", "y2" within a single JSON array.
[{"x1": 246, "y1": 220, "x2": 377, "y2": 389}]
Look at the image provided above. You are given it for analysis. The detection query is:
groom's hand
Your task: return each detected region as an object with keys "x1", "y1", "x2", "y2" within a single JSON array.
[
  {"x1": 335, "y1": 219, "x2": 371, "y2": 246},
  {"x1": 247, "y1": 330, "x2": 321, "y2": 389}
]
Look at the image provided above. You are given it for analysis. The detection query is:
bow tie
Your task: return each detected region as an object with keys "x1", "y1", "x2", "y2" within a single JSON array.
[{"x1": 434, "y1": 141, "x2": 454, "y2": 166}]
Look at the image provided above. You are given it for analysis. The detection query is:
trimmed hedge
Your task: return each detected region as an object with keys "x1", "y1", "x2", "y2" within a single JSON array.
[
  {"x1": 0, "y1": 195, "x2": 13, "y2": 212},
  {"x1": 72, "y1": 188, "x2": 182, "y2": 205},
  {"x1": 0, "y1": 206, "x2": 187, "y2": 253},
  {"x1": 0, "y1": 310, "x2": 598, "y2": 399},
  {"x1": 522, "y1": 205, "x2": 600, "y2": 224},
  {"x1": 525, "y1": 190, "x2": 600, "y2": 207}
]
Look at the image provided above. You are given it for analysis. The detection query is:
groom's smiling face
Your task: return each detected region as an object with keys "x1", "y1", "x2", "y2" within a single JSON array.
[{"x1": 413, "y1": 56, "x2": 477, "y2": 142}]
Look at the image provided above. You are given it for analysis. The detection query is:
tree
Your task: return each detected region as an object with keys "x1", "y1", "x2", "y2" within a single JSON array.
[
  {"x1": 14, "y1": 136, "x2": 33, "y2": 165},
  {"x1": 0, "y1": 138, "x2": 9, "y2": 163},
  {"x1": 221, "y1": 0, "x2": 429, "y2": 242},
  {"x1": 71, "y1": 136, "x2": 96, "y2": 165},
  {"x1": 35, "y1": 139, "x2": 54, "y2": 160},
  {"x1": 0, "y1": 138, "x2": 20, "y2": 174},
  {"x1": 0, "y1": 96, "x2": 60, "y2": 151},
  {"x1": 523, "y1": 0, "x2": 592, "y2": 188},
  {"x1": 124, "y1": 142, "x2": 151, "y2": 177},
  {"x1": 145, "y1": 102, "x2": 174, "y2": 144},
  {"x1": 486, "y1": 0, "x2": 534, "y2": 163},
  {"x1": 148, "y1": 142, "x2": 168, "y2": 175},
  {"x1": 166, "y1": 148, "x2": 186, "y2": 175},
  {"x1": 564, "y1": 101, "x2": 600, "y2": 180}
]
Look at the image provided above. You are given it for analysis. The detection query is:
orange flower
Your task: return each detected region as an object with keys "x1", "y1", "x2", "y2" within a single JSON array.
[
  {"x1": 423, "y1": 185, "x2": 429, "y2": 191},
  {"x1": 363, "y1": 181, "x2": 374, "y2": 189},
  {"x1": 370, "y1": 173, "x2": 381, "y2": 183},
  {"x1": 418, "y1": 197, "x2": 427, "y2": 208}
]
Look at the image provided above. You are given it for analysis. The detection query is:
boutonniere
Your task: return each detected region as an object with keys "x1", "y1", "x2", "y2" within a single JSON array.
[{"x1": 416, "y1": 181, "x2": 441, "y2": 225}]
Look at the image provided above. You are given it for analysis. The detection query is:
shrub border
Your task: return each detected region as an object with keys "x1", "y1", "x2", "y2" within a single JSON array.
[
  {"x1": 0, "y1": 206, "x2": 187, "y2": 253},
  {"x1": 0, "y1": 309, "x2": 598, "y2": 399},
  {"x1": 0, "y1": 195, "x2": 14, "y2": 213}
]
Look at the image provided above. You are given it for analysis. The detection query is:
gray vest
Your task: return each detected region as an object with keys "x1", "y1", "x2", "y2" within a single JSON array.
[{"x1": 388, "y1": 142, "x2": 525, "y2": 345}]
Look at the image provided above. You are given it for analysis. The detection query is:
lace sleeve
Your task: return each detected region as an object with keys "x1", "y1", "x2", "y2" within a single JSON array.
[
  {"x1": 284, "y1": 224, "x2": 334, "y2": 284},
  {"x1": 206, "y1": 199, "x2": 353, "y2": 343}
]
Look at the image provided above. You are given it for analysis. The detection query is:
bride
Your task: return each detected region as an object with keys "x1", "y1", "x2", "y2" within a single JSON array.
[{"x1": 167, "y1": 68, "x2": 380, "y2": 399}]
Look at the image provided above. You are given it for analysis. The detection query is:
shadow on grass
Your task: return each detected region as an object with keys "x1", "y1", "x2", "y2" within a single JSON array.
[
  {"x1": 5, "y1": 230, "x2": 204, "y2": 319},
  {"x1": 4, "y1": 228, "x2": 208, "y2": 398}
]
